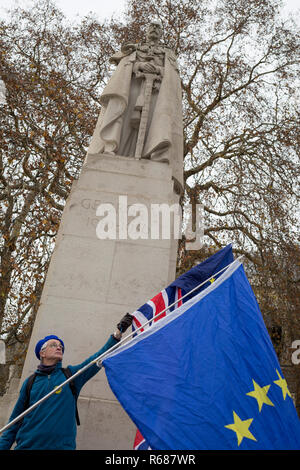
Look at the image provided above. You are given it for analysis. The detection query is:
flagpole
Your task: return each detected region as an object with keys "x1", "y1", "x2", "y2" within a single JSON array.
[{"x1": 0, "y1": 256, "x2": 242, "y2": 435}]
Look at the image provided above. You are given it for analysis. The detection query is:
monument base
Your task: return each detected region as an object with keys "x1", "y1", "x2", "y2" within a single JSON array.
[{"x1": 18, "y1": 153, "x2": 180, "y2": 449}]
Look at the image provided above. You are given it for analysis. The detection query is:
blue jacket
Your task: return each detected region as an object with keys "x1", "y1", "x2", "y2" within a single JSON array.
[{"x1": 0, "y1": 335, "x2": 119, "y2": 450}]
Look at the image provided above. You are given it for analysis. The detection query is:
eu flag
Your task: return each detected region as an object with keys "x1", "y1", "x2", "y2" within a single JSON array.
[
  {"x1": 131, "y1": 244, "x2": 234, "y2": 448},
  {"x1": 103, "y1": 259, "x2": 300, "y2": 450}
]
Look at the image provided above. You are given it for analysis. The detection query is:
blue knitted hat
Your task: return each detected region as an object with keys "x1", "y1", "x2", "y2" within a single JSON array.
[{"x1": 35, "y1": 335, "x2": 65, "y2": 360}]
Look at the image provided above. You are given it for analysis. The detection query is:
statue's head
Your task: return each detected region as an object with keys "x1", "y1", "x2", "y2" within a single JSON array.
[{"x1": 146, "y1": 20, "x2": 162, "y2": 43}]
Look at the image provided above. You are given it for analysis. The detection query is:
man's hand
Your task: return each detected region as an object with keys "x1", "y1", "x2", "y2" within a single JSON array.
[
  {"x1": 117, "y1": 313, "x2": 134, "y2": 333},
  {"x1": 113, "y1": 328, "x2": 122, "y2": 340}
]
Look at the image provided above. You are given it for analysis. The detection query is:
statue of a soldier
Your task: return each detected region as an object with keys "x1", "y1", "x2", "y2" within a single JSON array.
[{"x1": 88, "y1": 20, "x2": 183, "y2": 194}]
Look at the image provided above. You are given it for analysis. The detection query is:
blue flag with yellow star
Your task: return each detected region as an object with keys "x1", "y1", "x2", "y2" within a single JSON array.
[{"x1": 103, "y1": 259, "x2": 300, "y2": 450}]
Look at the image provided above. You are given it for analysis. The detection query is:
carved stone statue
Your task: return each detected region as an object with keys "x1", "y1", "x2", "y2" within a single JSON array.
[{"x1": 88, "y1": 21, "x2": 184, "y2": 194}]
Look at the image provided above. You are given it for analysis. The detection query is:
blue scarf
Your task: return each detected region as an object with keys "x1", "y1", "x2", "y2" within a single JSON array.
[{"x1": 37, "y1": 363, "x2": 57, "y2": 374}]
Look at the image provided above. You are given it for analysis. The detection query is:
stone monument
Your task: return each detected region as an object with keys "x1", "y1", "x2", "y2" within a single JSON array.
[
  {"x1": 89, "y1": 20, "x2": 183, "y2": 195},
  {"x1": 14, "y1": 20, "x2": 183, "y2": 449}
]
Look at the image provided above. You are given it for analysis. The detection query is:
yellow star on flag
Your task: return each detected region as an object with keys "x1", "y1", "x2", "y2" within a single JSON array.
[
  {"x1": 246, "y1": 379, "x2": 274, "y2": 412},
  {"x1": 209, "y1": 277, "x2": 215, "y2": 284},
  {"x1": 225, "y1": 411, "x2": 257, "y2": 446},
  {"x1": 274, "y1": 369, "x2": 292, "y2": 400}
]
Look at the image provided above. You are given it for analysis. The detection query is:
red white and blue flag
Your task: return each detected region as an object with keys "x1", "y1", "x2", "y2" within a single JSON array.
[
  {"x1": 132, "y1": 244, "x2": 234, "y2": 450},
  {"x1": 132, "y1": 285, "x2": 183, "y2": 334}
]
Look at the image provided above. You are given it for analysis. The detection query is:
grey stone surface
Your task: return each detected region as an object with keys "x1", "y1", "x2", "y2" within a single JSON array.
[
  {"x1": 17, "y1": 154, "x2": 180, "y2": 449},
  {"x1": 0, "y1": 378, "x2": 20, "y2": 429}
]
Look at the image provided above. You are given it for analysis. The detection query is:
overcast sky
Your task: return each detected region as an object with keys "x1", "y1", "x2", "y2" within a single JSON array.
[
  {"x1": 0, "y1": 0, "x2": 126, "y2": 21},
  {"x1": 0, "y1": 0, "x2": 299, "y2": 23}
]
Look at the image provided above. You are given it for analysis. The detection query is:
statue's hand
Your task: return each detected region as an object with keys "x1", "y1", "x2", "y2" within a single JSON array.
[{"x1": 139, "y1": 62, "x2": 159, "y2": 74}]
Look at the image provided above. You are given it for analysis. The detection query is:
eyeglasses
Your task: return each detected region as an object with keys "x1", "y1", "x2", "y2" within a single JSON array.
[{"x1": 45, "y1": 342, "x2": 63, "y2": 350}]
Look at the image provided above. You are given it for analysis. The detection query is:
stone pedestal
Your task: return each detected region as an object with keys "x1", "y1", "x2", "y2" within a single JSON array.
[
  {"x1": 0, "y1": 378, "x2": 20, "y2": 429},
  {"x1": 19, "y1": 154, "x2": 180, "y2": 449}
]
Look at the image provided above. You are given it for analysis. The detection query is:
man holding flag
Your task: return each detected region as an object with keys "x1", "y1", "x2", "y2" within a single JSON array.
[
  {"x1": 0, "y1": 314, "x2": 133, "y2": 450},
  {"x1": 2, "y1": 244, "x2": 299, "y2": 450},
  {"x1": 0, "y1": 245, "x2": 232, "y2": 450}
]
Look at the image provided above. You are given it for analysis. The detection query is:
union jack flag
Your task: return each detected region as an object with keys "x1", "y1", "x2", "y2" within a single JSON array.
[
  {"x1": 132, "y1": 286, "x2": 183, "y2": 334},
  {"x1": 132, "y1": 244, "x2": 234, "y2": 450}
]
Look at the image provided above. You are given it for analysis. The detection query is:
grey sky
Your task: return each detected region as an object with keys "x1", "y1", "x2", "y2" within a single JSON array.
[
  {"x1": 0, "y1": 0, "x2": 125, "y2": 21},
  {"x1": 0, "y1": 0, "x2": 299, "y2": 23}
]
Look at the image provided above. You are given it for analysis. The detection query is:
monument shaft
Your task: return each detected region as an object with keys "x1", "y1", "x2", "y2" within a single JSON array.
[
  {"x1": 19, "y1": 154, "x2": 180, "y2": 449},
  {"x1": 12, "y1": 20, "x2": 184, "y2": 449}
]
